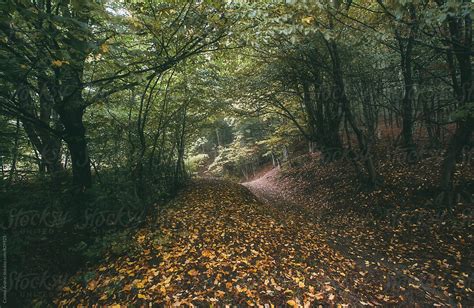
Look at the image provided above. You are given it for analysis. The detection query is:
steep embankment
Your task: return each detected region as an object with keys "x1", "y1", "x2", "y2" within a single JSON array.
[{"x1": 54, "y1": 178, "x2": 456, "y2": 306}]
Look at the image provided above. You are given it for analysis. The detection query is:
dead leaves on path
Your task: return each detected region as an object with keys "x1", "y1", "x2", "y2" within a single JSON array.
[
  {"x1": 53, "y1": 168, "x2": 471, "y2": 306},
  {"x1": 54, "y1": 180, "x2": 360, "y2": 306},
  {"x1": 261, "y1": 150, "x2": 473, "y2": 306}
]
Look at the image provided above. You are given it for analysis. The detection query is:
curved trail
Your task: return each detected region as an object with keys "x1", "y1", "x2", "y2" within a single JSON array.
[
  {"x1": 244, "y1": 172, "x2": 451, "y2": 306},
  {"x1": 56, "y1": 178, "x2": 448, "y2": 306}
]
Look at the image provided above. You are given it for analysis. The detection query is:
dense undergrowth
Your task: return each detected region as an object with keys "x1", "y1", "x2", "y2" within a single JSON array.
[{"x1": 1, "y1": 170, "x2": 184, "y2": 306}]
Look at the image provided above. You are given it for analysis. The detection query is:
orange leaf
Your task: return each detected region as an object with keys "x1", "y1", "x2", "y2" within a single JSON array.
[
  {"x1": 202, "y1": 249, "x2": 215, "y2": 258},
  {"x1": 87, "y1": 280, "x2": 97, "y2": 291}
]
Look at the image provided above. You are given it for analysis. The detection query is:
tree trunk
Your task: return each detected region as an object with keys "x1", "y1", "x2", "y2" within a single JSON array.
[
  {"x1": 175, "y1": 107, "x2": 187, "y2": 185},
  {"x1": 395, "y1": 10, "x2": 418, "y2": 160},
  {"x1": 439, "y1": 5, "x2": 472, "y2": 205},
  {"x1": 38, "y1": 78, "x2": 63, "y2": 174},
  {"x1": 52, "y1": 37, "x2": 91, "y2": 190},
  {"x1": 327, "y1": 38, "x2": 379, "y2": 187},
  {"x1": 59, "y1": 105, "x2": 91, "y2": 190},
  {"x1": 440, "y1": 122, "x2": 471, "y2": 189},
  {"x1": 17, "y1": 81, "x2": 63, "y2": 175}
]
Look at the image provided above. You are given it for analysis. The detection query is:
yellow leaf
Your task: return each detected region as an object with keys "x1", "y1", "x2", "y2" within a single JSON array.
[
  {"x1": 52, "y1": 60, "x2": 70, "y2": 67},
  {"x1": 99, "y1": 294, "x2": 107, "y2": 301},
  {"x1": 301, "y1": 16, "x2": 315, "y2": 25},
  {"x1": 52, "y1": 60, "x2": 62, "y2": 67},
  {"x1": 287, "y1": 299, "x2": 297, "y2": 307},
  {"x1": 137, "y1": 293, "x2": 146, "y2": 299},
  {"x1": 298, "y1": 281, "x2": 305, "y2": 288},
  {"x1": 188, "y1": 269, "x2": 199, "y2": 276},
  {"x1": 100, "y1": 43, "x2": 109, "y2": 53},
  {"x1": 202, "y1": 249, "x2": 215, "y2": 258},
  {"x1": 99, "y1": 266, "x2": 107, "y2": 272}
]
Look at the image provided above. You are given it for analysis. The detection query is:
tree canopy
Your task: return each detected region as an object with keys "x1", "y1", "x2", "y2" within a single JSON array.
[{"x1": 0, "y1": 0, "x2": 472, "y2": 305}]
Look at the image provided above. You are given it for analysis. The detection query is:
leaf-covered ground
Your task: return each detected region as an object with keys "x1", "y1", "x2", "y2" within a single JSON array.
[
  {"x1": 54, "y1": 171, "x2": 470, "y2": 306},
  {"x1": 245, "y1": 150, "x2": 473, "y2": 306}
]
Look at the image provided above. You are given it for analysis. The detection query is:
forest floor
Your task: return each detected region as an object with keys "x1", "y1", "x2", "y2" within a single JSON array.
[
  {"x1": 56, "y1": 178, "x2": 399, "y2": 306},
  {"x1": 244, "y1": 150, "x2": 472, "y2": 307},
  {"x1": 53, "y1": 150, "x2": 472, "y2": 306}
]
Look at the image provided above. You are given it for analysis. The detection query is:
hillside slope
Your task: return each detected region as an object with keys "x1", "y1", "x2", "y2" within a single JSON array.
[{"x1": 244, "y1": 153, "x2": 473, "y2": 306}]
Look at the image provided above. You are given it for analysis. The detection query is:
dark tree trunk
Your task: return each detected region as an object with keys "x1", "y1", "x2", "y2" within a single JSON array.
[
  {"x1": 439, "y1": 7, "x2": 473, "y2": 205},
  {"x1": 17, "y1": 81, "x2": 63, "y2": 175},
  {"x1": 175, "y1": 106, "x2": 187, "y2": 182},
  {"x1": 59, "y1": 105, "x2": 91, "y2": 190},
  {"x1": 327, "y1": 39, "x2": 379, "y2": 187},
  {"x1": 302, "y1": 81, "x2": 318, "y2": 140},
  {"x1": 52, "y1": 36, "x2": 91, "y2": 191},
  {"x1": 309, "y1": 80, "x2": 343, "y2": 159},
  {"x1": 38, "y1": 78, "x2": 63, "y2": 174},
  {"x1": 395, "y1": 8, "x2": 417, "y2": 160},
  {"x1": 440, "y1": 122, "x2": 471, "y2": 191},
  {"x1": 400, "y1": 58, "x2": 415, "y2": 152}
]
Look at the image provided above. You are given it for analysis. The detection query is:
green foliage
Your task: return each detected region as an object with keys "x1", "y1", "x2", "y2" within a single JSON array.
[
  {"x1": 0, "y1": 116, "x2": 17, "y2": 165},
  {"x1": 186, "y1": 153, "x2": 210, "y2": 175},
  {"x1": 73, "y1": 229, "x2": 139, "y2": 262},
  {"x1": 452, "y1": 102, "x2": 474, "y2": 121},
  {"x1": 208, "y1": 135, "x2": 264, "y2": 180}
]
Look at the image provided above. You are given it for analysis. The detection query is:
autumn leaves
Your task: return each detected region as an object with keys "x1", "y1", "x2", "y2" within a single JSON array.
[
  {"x1": 54, "y1": 178, "x2": 451, "y2": 306},
  {"x1": 54, "y1": 180, "x2": 346, "y2": 305}
]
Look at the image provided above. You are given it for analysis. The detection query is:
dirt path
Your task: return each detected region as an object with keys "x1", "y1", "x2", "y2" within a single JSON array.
[
  {"x1": 243, "y1": 172, "x2": 452, "y2": 306},
  {"x1": 55, "y1": 178, "x2": 449, "y2": 306}
]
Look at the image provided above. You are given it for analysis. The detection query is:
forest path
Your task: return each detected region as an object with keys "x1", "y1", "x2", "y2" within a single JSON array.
[
  {"x1": 56, "y1": 178, "x2": 446, "y2": 306},
  {"x1": 243, "y1": 171, "x2": 452, "y2": 306}
]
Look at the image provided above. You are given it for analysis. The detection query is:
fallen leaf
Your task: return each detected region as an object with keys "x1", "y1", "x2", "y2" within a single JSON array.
[
  {"x1": 188, "y1": 269, "x2": 199, "y2": 276},
  {"x1": 87, "y1": 280, "x2": 97, "y2": 291}
]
